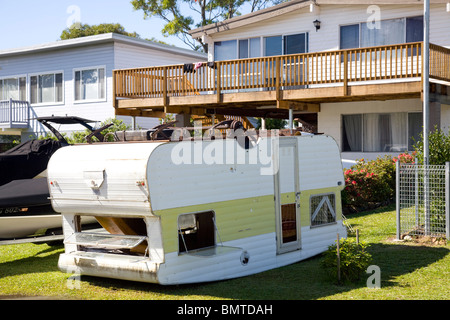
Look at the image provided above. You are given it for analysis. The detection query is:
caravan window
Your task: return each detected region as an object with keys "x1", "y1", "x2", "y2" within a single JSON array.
[
  {"x1": 310, "y1": 193, "x2": 336, "y2": 227},
  {"x1": 178, "y1": 211, "x2": 216, "y2": 254}
]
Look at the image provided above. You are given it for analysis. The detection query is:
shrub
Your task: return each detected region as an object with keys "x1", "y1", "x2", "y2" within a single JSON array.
[
  {"x1": 321, "y1": 239, "x2": 372, "y2": 283},
  {"x1": 38, "y1": 118, "x2": 130, "y2": 144},
  {"x1": 342, "y1": 152, "x2": 415, "y2": 212},
  {"x1": 413, "y1": 127, "x2": 450, "y2": 165}
]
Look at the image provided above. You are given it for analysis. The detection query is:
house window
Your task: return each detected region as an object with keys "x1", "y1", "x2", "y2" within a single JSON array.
[
  {"x1": 30, "y1": 72, "x2": 63, "y2": 104},
  {"x1": 178, "y1": 211, "x2": 216, "y2": 254},
  {"x1": 238, "y1": 38, "x2": 261, "y2": 59},
  {"x1": 0, "y1": 76, "x2": 26, "y2": 101},
  {"x1": 311, "y1": 193, "x2": 336, "y2": 227},
  {"x1": 340, "y1": 16, "x2": 423, "y2": 49},
  {"x1": 214, "y1": 40, "x2": 238, "y2": 61},
  {"x1": 264, "y1": 33, "x2": 308, "y2": 56},
  {"x1": 214, "y1": 38, "x2": 261, "y2": 61},
  {"x1": 340, "y1": 24, "x2": 360, "y2": 50},
  {"x1": 74, "y1": 67, "x2": 106, "y2": 101},
  {"x1": 342, "y1": 112, "x2": 422, "y2": 152}
]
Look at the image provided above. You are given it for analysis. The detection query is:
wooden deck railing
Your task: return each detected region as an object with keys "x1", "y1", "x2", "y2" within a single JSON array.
[
  {"x1": 430, "y1": 43, "x2": 450, "y2": 82},
  {"x1": 114, "y1": 42, "x2": 449, "y2": 102},
  {"x1": 0, "y1": 99, "x2": 30, "y2": 128}
]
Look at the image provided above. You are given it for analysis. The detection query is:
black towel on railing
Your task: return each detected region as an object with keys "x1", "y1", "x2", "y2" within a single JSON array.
[
  {"x1": 207, "y1": 61, "x2": 217, "y2": 69},
  {"x1": 183, "y1": 63, "x2": 194, "y2": 73}
]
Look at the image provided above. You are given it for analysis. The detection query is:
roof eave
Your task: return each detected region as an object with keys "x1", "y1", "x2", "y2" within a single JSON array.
[
  {"x1": 189, "y1": 0, "x2": 313, "y2": 39},
  {"x1": 0, "y1": 33, "x2": 206, "y2": 59}
]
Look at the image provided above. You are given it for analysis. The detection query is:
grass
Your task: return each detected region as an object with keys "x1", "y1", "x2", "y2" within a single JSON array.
[{"x1": 0, "y1": 204, "x2": 449, "y2": 300}]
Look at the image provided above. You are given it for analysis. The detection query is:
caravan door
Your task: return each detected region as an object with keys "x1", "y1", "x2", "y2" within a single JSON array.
[{"x1": 274, "y1": 137, "x2": 301, "y2": 254}]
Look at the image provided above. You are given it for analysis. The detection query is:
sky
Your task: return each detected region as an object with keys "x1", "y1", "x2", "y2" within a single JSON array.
[{"x1": 0, "y1": 0, "x2": 191, "y2": 51}]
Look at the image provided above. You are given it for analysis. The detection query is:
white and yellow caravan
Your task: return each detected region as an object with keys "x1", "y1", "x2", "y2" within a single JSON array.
[{"x1": 48, "y1": 133, "x2": 347, "y2": 285}]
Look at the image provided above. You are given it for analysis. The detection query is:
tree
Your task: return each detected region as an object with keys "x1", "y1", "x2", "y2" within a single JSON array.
[
  {"x1": 131, "y1": 0, "x2": 285, "y2": 52},
  {"x1": 60, "y1": 23, "x2": 140, "y2": 40}
]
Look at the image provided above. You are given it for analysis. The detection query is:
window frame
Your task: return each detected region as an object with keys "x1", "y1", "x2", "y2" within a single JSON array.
[
  {"x1": 213, "y1": 32, "x2": 309, "y2": 62},
  {"x1": 341, "y1": 112, "x2": 422, "y2": 152},
  {"x1": 177, "y1": 210, "x2": 217, "y2": 255},
  {"x1": 73, "y1": 65, "x2": 106, "y2": 103},
  {"x1": 0, "y1": 74, "x2": 27, "y2": 101},
  {"x1": 339, "y1": 15, "x2": 424, "y2": 50},
  {"x1": 29, "y1": 70, "x2": 64, "y2": 106},
  {"x1": 263, "y1": 31, "x2": 309, "y2": 57},
  {"x1": 310, "y1": 193, "x2": 337, "y2": 228}
]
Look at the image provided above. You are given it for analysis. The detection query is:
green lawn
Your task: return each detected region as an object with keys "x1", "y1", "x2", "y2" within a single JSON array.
[{"x1": 0, "y1": 204, "x2": 448, "y2": 300}]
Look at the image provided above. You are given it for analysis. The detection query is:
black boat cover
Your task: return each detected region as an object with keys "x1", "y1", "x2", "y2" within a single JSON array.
[
  {"x1": 0, "y1": 139, "x2": 61, "y2": 186},
  {"x1": 0, "y1": 178, "x2": 49, "y2": 208}
]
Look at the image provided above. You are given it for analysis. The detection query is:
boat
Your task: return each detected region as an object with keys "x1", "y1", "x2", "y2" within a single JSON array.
[{"x1": 0, "y1": 116, "x2": 108, "y2": 240}]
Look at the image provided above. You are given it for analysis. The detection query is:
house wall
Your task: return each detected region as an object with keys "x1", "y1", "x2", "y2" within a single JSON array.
[
  {"x1": 208, "y1": 4, "x2": 450, "y2": 55},
  {"x1": 0, "y1": 43, "x2": 116, "y2": 138}
]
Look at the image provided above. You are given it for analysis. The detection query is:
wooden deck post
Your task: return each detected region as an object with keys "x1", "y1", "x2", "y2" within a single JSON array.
[
  {"x1": 343, "y1": 51, "x2": 348, "y2": 96},
  {"x1": 163, "y1": 67, "x2": 168, "y2": 108},
  {"x1": 112, "y1": 71, "x2": 117, "y2": 109},
  {"x1": 217, "y1": 63, "x2": 221, "y2": 103},
  {"x1": 276, "y1": 57, "x2": 281, "y2": 101}
]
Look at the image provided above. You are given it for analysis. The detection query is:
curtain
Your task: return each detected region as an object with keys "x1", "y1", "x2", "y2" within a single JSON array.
[
  {"x1": 361, "y1": 18, "x2": 405, "y2": 47},
  {"x1": 249, "y1": 38, "x2": 261, "y2": 58},
  {"x1": 363, "y1": 114, "x2": 380, "y2": 151},
  {"x1": 81, "y1": 69, "x2": 98, "y2": 100},
  {"x1": 343, "y1": 115, "x2": 362, "y2": 151},
  {"x1": 4, "y1": 79, "x2": 19, "y2": 100},
  {"x1": 390, "y1": 113, "x2": 407, "y2": 151},
  {"x1": 39, "y1": 74, "x2": 55, "y2": 103}
]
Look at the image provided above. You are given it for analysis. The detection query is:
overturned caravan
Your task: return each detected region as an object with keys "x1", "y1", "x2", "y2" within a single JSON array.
[{"x1": 48, "y1": 134, "x2": 347, "y2": 285}]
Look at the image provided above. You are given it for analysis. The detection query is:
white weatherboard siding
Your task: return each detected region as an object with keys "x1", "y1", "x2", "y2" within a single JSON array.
[{"x1": 114, "y1": 42, "x2": 206, "y2": 69}]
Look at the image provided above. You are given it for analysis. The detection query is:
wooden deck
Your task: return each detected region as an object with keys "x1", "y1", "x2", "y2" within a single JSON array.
[{"x1": 113, "y1": 42, "x2": 450, "y2": 120}]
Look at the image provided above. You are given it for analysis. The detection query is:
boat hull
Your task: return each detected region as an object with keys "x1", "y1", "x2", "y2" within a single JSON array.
[{"x1": 0, "y1": 214, "x2": 62, "y2": 239}]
